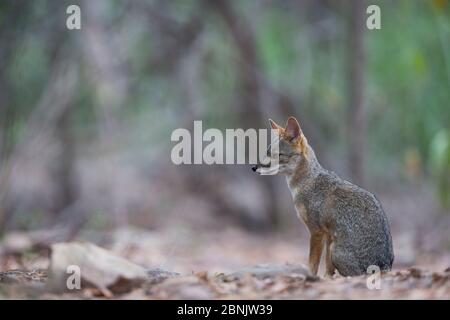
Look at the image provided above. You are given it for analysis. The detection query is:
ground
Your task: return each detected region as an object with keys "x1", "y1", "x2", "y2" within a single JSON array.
[{"x1": 1, "y1": 224, "x2": 450, "y2": 299}]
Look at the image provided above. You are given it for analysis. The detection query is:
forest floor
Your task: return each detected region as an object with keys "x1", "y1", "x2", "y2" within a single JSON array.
[{"x1": 1, "y1": 225, "x2": 450, "y2": 299}]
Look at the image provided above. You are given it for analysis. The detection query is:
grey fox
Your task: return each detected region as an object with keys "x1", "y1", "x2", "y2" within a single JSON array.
[{"x1": 252, "y1": 117, "x2": 394, "y2": 277}]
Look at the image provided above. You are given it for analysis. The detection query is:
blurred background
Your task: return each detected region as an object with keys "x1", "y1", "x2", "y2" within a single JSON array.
[{"x1": 0, "y1": 0, "x2": 449, "y2": 275}]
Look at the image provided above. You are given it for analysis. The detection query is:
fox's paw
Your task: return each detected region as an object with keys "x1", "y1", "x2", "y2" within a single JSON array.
[{"x1": 323, "y1": 272, "x2": 336, "y2": 280}]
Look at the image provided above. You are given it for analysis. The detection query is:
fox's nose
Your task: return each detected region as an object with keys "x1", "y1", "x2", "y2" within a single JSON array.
[{"x1": 251, "y1": 165, "x2": 257, "y2": 172}]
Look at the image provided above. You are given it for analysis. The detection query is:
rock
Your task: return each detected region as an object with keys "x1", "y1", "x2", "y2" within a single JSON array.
[
  {"x1": 47, "y1": 242, "x2": 148, "y2": 297},
  {"x1": 218, "y1": 263, "x2": 317, "y2": 282}
]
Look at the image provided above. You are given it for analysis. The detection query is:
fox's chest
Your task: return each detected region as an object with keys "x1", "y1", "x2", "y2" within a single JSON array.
[
  {"x1": 295, "y1": 203, "x2": 324, "y2": 233},
  {"x1": 294, "y1": 198, "x2": 324, "y2": 232},
  {"x1": 287, "y1": 179, "x2": 324, "y2": 231},
  {"x1": 295, "y1": 203, "x2": 309, "y2": 225},
  {"x1": 289, "y1": 189, "x2": 312, "y2": 226}
]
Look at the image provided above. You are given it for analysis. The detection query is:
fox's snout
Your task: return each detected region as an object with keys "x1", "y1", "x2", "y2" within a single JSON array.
[
  {"x1": 252, "y1": 164, "x2": 262, "y2": 174},
  {"x1": 252, "y1": 163, "x2": 271, "y2": 174},
  {"x1": 252, "y1": 164, "x2": 266, "y2": 174}
]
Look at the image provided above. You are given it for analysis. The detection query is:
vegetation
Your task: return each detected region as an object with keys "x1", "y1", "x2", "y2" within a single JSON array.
[{"x1": 0, "y1": 0, "x2": 449, "y2": 300}]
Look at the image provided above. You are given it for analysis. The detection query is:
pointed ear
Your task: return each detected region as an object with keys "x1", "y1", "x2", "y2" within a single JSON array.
[
  {"x1": 285, "y1": 116, "x2": 302, "y2": 141},
  {"x1": 269, "y1": 119, "x2": 283, "y2": 133}
]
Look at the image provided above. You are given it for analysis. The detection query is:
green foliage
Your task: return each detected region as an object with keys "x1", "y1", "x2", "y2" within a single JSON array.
[
  {"x1": 366, "y1": 1, "x2": 450, "y2": 182},
  {"x1": 430, "y1": 130, "x2": 450, "y2": 208}
]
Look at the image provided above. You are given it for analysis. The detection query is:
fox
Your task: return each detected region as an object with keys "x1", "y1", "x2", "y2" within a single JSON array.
[{"x1": 252, "y1": 116, "x2": 394, "y2": 277}]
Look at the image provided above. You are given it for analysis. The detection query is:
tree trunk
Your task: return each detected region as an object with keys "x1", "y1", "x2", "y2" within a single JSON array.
[
  {"x1": 208, "y1": 0, "x2": 280, "y2": 229},
  {"x1": 51, "y1": 107, "x2": 78, "y2": 216},
  {"x1": 348, "y1": 0, "x2": 366, "y2": 186}
]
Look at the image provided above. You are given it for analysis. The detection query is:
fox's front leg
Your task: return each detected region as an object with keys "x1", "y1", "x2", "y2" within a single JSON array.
[{"x1": 308, "y1": 233, "x2": 324, "y2": 276}]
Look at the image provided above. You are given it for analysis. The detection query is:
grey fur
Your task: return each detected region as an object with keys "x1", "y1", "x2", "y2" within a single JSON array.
[{"x1": 255, "y1": 129, "x2": 394, "y2": 277}]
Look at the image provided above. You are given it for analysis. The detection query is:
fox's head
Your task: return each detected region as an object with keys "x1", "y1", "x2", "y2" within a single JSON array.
[{"x1": 252, "y1": 116, "x2": 309, "y2": 175}]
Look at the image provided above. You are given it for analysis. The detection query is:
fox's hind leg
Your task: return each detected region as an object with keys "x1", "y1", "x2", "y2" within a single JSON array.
[
  {"x1": 325, "y1": 236, "x2": 335, "y2": 277},
  {"x1": 308, "y1": 232, "x2": 325, "y2": 276},
  {"x1": 331, "y1": 246, "x2": 364, "y2": 276}
]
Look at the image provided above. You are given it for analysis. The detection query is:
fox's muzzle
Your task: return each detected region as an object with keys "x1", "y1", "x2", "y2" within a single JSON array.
[{"x1": 252, "y1": 162, "x2": 273, "y2": 175}]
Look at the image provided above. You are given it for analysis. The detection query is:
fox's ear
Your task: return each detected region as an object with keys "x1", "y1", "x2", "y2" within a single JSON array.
[
  {"x1": 269, "y1": 119, "x2": 283, "y2": 133},
  {"x1": 285, "y1": 116, "x2": 302, "y2": 141}
]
